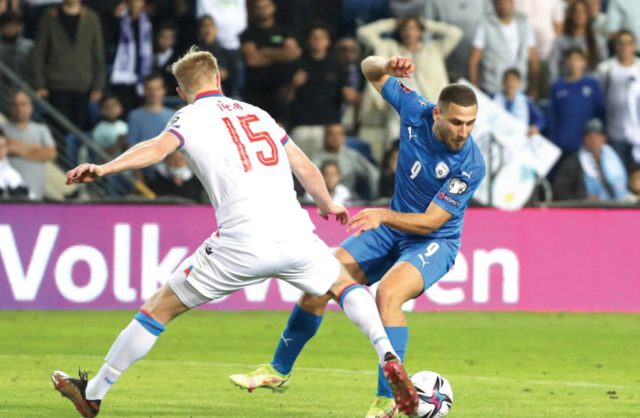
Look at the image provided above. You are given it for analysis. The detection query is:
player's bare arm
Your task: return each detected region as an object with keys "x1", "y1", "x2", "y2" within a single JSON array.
[
  {"x1": 65, "y1": 132, "x2": 180, "y2": 185},
  {"x1": 347, "y1": 203, "x2": 451, "y2": 236},
  {"x1": 284, "y1": 140, "x2": 349, "y2": 224},
  {"x1": 361, "y1": 55, "x2": 416, "y2": 93}
]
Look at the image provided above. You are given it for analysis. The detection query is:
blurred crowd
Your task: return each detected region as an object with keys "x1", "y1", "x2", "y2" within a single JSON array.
[{"x1": 1, "y1": 0, "x2": 640, "y2": 205}]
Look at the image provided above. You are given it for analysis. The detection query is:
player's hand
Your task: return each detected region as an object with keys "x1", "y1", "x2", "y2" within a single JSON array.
[
  {"x1": 385, "y1": 56, "x2": 416, "y2": 79},
  {"x1": 347, "y1": 208, "x2": 387, "y2": 236},
  {"x1": 318, "y1": 203, "x2": 350, "y2": 225},
  {"x1": 66, "y1": 163, "x2": 105, "y2": 185}
]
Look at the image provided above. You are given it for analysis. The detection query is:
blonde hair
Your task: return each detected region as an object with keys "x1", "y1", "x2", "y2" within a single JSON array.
[{"x1": 171, "y1": 46, "x2": 219, "y2": 97}]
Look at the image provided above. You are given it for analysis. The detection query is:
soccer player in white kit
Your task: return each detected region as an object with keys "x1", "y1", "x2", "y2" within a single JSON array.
[{"x1": 51, "y1": 48, "x2": 419, "y2": 417}]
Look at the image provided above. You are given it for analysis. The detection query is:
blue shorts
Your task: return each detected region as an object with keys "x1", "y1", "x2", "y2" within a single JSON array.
[{"x1": 340, "y1": 225, "x2": 457, "y2": 292}]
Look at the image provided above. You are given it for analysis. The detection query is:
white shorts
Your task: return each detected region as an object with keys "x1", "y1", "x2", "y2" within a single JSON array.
[{"x1": 168, "y1": 232, "x2": 340, "y2": 308}]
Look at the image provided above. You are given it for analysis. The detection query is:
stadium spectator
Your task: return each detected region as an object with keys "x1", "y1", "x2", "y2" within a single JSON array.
[
  {"x1": 469, "y1": 0, "x2": 539, "y2": 97},
  {"x1": 31, "y1": 0, "x2": 105, "y2": 129},
  {"x1": 627, "y1": 164, "x2": 640, "y2": 202},
  {"x1": 0, "y1": 13, "x2": 33, "y2": 84},
  {"x1": 378, "y1": 139, "x2": 399, "y2": 198},
  {"x1": 0, "y1": 130, "x2": 29, "y2": 198},
  {"x1": 109, "y1": 0, "x2": 153, "y2": 115},
  {"x1": 240, "y1": 0, "x2": 300, "y2": 121},
  {"x1": 424, "y1": 0, "x2": 492, "y2": 82},
  {"x1": 127, "y1": 73, "x2": 174, "y2": 188},
  {"x1": 3, "y1": 91, "x2": 56, "y2": 200},
  {"x1": 550, "y1": 48, "x2": 605, "y2": 157},
  {"x1": 358, "y1": 16, "x2": 462, "y2": 104},
  {"x1": 287, "y1": 22, "x2": 352, "y2": 156},
  {"x1": 596, "y1": 30, "x2": 640, "y2": 167},
  {"x1": 342, "y1": 0, "x2": 390, "y2": 36},
  {"x1": 494, "y1": 68, "x2": 545, "y2": 136},
  {"x1": 195, "y1": 15, "x2": 230, "y2": 94},
  {"x1": 335, "y1": 36, "x2": 364, "y2": 134},
  {"x1": 148, "y1": 150, "x2": 202, "y2": 202},
  {"x1": 304, "y1": 160, "x2": 352, "y2": 205},
  {"x1": 358, "y1": 16, "x2": 462, "y2": 139},
  {"x1": 514, "y1": 0, "x2": 565, "y2": 98},
  {"x1": 606, "y1": 0, "x2": 640, "y2": 52},
  {"x1": 153, "y1": 22, "x2": 180, "y2": 94},
  {"x1": 312, "y1": 123, "x2": 380, "y2": 199},
  {"x1": 274, "y1": 0, "x2": 342, "y2": 46},
  {"x1": 196, "y1": 0, "x2": 246, "y2": 96},
  {"x1": 548, "y1": 0, "x2": 608, "y2": 82},
  {"x1": 553, "y1": 118, "x2": 629, "y2": 202},
  {"x1": 92, "y1": 95, "x2": 127, "y2": 156}
]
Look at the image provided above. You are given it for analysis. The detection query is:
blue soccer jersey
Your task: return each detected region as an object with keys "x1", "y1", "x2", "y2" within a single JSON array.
[{"x1": 383, "y1": 77, "x2": 486, "y2": 245}]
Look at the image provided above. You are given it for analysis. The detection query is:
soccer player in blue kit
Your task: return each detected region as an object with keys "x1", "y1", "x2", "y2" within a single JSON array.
[{"x1": 231, "y1": 55, "x2": 486, "y2": 417}]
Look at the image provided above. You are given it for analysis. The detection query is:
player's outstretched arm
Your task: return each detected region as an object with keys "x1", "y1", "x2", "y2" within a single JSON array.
[
  {"x1": 347, "y1": 202, "x2": 451, "y2": 236},
  {"x1": 284, "y1": 140, "x2": 349, "y2": 224},
  {"x1": 361, "y1": 55, "x2": 416, "y2": 94},
  {"x1": 65, "y1": 132, "x2": 180, "y2": 185}
]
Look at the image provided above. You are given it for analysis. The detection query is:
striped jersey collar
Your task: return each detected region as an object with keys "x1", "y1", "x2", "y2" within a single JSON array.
[{"x1": 194, "y1": 90, "x2": 224, "y2": 101}]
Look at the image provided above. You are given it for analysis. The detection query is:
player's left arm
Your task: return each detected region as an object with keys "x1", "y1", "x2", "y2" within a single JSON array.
[
  {"x1": 347, "y1": 203, "x2": 451, "y2": 236},
  {"x1": 65, "y1": 132, "x2": 180, "y2": 184}
]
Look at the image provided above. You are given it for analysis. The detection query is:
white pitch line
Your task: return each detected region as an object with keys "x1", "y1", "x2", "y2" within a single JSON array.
[{"x1": 1, "y1": 353, "x2": 637, "y2": 390}]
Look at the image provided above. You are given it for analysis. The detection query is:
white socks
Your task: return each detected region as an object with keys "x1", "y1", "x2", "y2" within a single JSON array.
[
  {"x1": 85, "y1": 312, "x2": 165, "y2": 400},
  {"x1": 339, "y1": 285, "x2": 397, "y2": 365}
]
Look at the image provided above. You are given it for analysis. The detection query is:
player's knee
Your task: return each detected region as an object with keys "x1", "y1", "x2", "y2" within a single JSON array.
[
  {"x1": 298, "y1": 292, "x2": 330, "y2": 316},
  {"x1": 375, "y1": 284, "x2": 405, "y2": 312}
]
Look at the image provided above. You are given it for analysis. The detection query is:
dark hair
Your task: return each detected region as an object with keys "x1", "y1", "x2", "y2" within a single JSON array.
[
  {"x1": 198, "y1": 14, "x2": 215, "y2": 27},
  {"x1": 393, "y1": 17, "x2": 425, "y2": 43},
  {"x1": 629, "y1": 164, "x2": 640, "y2": 175},
  {"x1": 615, "y1": 29, "x2": 636, "y2": 43},
  {"x1": 157, "y1": 22, "x2": 176, "y2": 34},
  {"x1": 99, "y1": 94, "x2": 121, "y2": 107},
  {"x1": 143, "y1": 72, "x2": 165, "y2": 86},
  {"x1": 438, "y1": 84, "x2": 477, "y2": 108},
  {"x1": 320, "y1": 160, "x2": 340, "y2": 173},
  {"x1": 564, "y1": 0, "x2": 599, "y2": 70},
  {"x1": 502, "y1": 68, "x2": 521, "y2": 81},
  {"x1": 307, "y1": 21, "x2": 332, "y2": 40},
  {"x1": 0, "y1": 13, "x2": 23, "y2": 26},
  {"x1": 564, "y1": 46, "x2": 587, "y2": 60}
]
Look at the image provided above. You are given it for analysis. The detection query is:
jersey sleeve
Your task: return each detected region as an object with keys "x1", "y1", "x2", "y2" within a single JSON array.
[
  {"x1": 433, "y1": 162, "x2": 485, "y2": 217},
  {"x1": 381, "y1": 76, "x2": 433, "y2": 122},
  {"x1": 164, "y1": 108, "x2": 195, "y2": 149}
]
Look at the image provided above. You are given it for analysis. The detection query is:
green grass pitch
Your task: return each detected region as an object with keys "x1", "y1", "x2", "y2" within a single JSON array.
[{"x1": 1, "y1": 310, "x2": 639, "y2": 417}]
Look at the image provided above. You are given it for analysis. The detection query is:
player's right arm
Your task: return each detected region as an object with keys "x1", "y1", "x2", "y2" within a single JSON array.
[
  {"x1": 65, "y1": 132, "x2": 180, "y2": 184},
  {"x1": 284, "y1": 140, "x2": 349, "y2": 224},
  {"x1": 361, "y1": 55, "x2": 416, "y2": 95}
]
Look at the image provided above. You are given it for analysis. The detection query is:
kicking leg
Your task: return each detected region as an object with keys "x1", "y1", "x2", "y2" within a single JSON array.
[
  {"x1": 373, "y1": 261, "x2": 424, "y2": 415},
  {"x1": 52, "y1": 282, "x2": 191, "y2": 417}
]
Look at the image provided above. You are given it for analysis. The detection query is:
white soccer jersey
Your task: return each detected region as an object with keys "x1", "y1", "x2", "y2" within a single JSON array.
[{"x1": 165, "y1": 90, "x2": 315, "y2": 242}]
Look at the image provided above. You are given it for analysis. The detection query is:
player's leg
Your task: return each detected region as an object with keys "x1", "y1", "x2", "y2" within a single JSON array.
[
  {"x1": 269, "y1": 248, "x2": 366, "y2": 375},
  {"x1": 229, "y1": 249, "x2": 368, "y2": 393},
  {"x1": 373, "y1": 240, "x2": 456, "y2": 410},
  {"x1": 52, "y1": 261, "x2": 207, "y2": 417}
]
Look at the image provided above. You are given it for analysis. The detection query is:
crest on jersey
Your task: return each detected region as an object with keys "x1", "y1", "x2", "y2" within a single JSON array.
[
  {"x1": 396, "y1": 80, "x2": 412, "y2": 93},
  {"x1": 448, "y1": 178, "x2": 468, "y2": 194},
  {"x1": 435, "y1": 162, "x2": 449, "y2": 179}
]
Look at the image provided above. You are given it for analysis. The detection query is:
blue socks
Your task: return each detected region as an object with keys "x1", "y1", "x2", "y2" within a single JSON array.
[
  {"x1": 271, "y1": 304, "x2": 323, "y2": 375},
  {"x1": 377, "y1": 326, "x2": 408, "y2": 398}
]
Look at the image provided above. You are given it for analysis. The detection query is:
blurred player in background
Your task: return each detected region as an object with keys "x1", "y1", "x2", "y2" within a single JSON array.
[
  {"x1": 51, "y1": 48, "x2": 418, "y2": 418},
  {"x1": 231, "y1": 55, "x2": 486, "y2": 418}
]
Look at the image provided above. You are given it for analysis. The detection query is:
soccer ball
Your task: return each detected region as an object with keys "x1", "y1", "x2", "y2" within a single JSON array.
[{"x1": 410, "y1": 371, "x2": 453, "y2": 418}]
